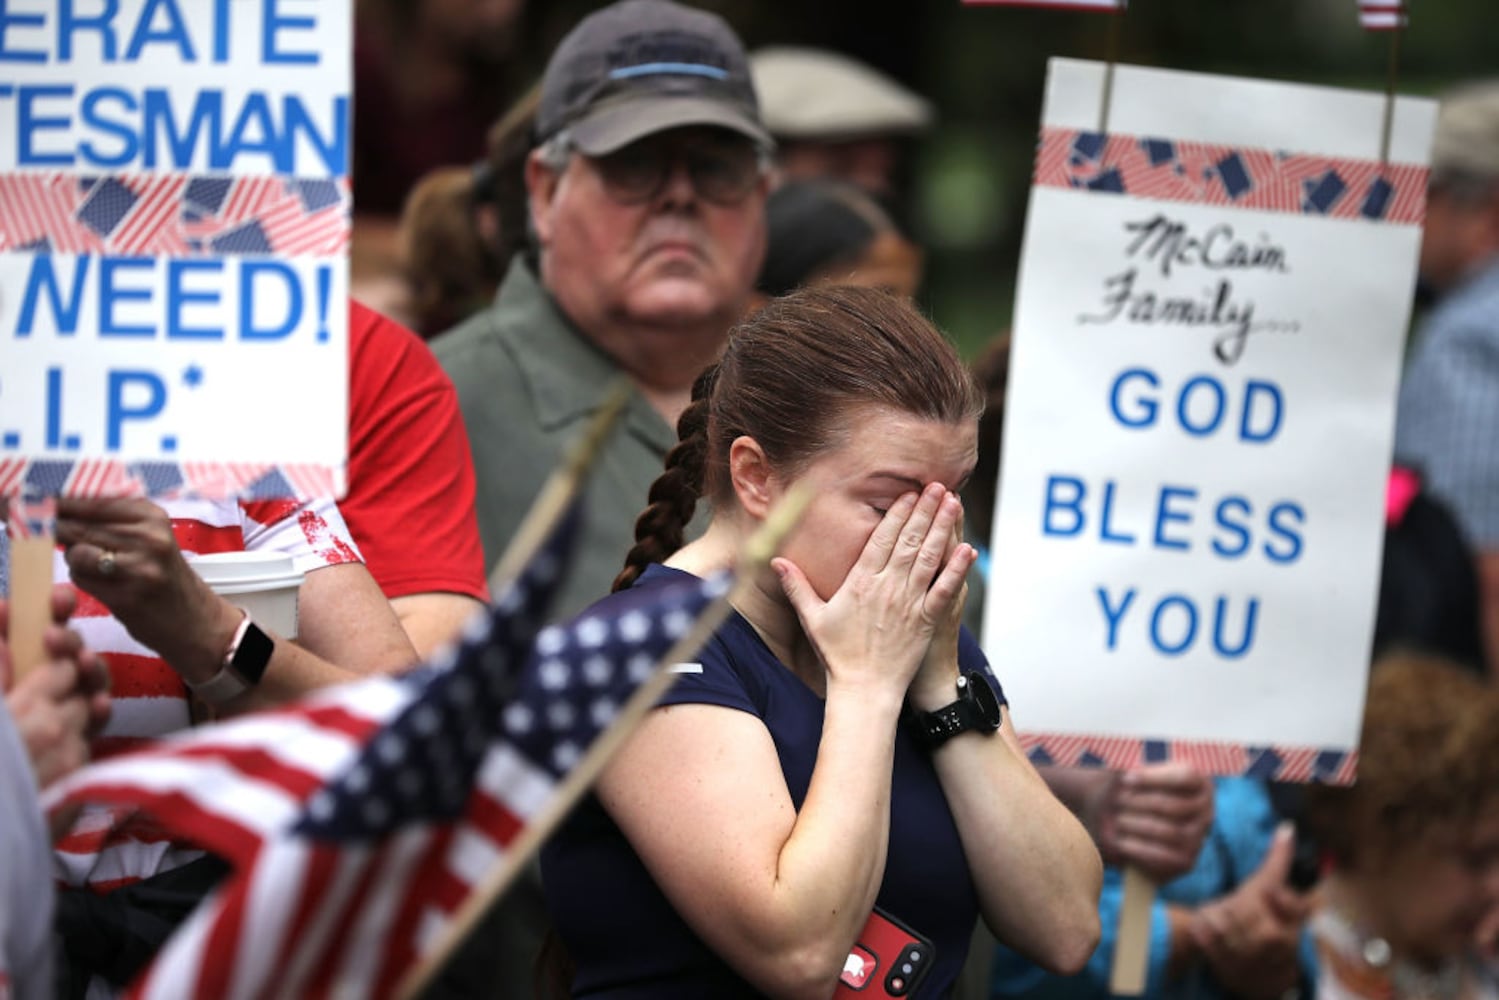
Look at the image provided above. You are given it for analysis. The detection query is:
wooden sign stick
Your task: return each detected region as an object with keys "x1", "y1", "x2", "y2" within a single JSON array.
[
  {"x1": 1109, "y1": 865, "x2": 1156, "y2": 995},
  {"x1": 4, "y1": 499, "x2": 57, "y2": 686}
]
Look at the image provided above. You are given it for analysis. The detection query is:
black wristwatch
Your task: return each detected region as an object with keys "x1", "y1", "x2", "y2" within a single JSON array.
[
  {"x1": 187, "y1": 612, "x2": 274, "y2": 705},
  {"x1": 911, "y1": 671, "x2": 1004, "y2": 749}
]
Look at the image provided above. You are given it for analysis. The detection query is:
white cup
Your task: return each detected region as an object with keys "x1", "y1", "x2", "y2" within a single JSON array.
[{"x1": 188, "y1": 551, "x2": 304, "y2": 639}]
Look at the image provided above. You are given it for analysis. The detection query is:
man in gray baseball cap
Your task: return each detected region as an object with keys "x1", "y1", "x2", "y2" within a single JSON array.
[
  {"x1": 535, "y1": 0, "x2": 771, "y2": 157},
  {"x1": 1393, "y1": 79, "x2": 1499, "y2": 674},
  {"x1": 429, "y1": 9, "x2": 768, "y2": 987},
  {"x1": 436, "y1": 0, "x2": 771, "y2": 617}
]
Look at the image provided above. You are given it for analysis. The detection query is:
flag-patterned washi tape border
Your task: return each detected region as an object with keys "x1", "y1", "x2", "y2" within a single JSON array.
[
  {"x1": 0, "y1": 457, "x2": 342, "y2": 502},
  {"x1": 0, "y1": 173, "x2": 349, "y2": 257},
  {"x1": 1035, "y1": 127, "x2": 1428, "y2": 225},
  {"x1": 1021, "y1": 731, "x2": 1359, "y2": 785},
  {"x1": 4, "y1": 497, "x2": 56, "y2": 540}
]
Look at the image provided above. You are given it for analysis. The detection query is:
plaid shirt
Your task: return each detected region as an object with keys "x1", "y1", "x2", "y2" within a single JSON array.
[{"x1": 1394, "y1": 259, "x2": 1499, "y2": 549}]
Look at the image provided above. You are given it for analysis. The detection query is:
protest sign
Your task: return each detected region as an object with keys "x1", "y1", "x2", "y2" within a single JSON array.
[
  {"x1": 0, "y1": 0, "x2": 351, "y2": 500},
  {"x1": 982, "y1": 58, "x2": 1436, "y2": 783}
]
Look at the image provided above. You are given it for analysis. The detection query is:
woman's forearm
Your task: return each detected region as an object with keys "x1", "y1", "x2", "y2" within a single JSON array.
[{"x1": 934, "y1": 713, "x2": 1104, "y2": 975}]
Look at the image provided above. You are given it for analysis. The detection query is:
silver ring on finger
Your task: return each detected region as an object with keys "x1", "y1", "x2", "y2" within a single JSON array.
[{"x1": 96, "y1": 550, "x2": 119, "y2": 577}]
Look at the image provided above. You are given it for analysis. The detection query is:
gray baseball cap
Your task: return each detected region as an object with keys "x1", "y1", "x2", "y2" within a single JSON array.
[{"x1": 535, "y1": 0, "x2": 771, "y2": 157}]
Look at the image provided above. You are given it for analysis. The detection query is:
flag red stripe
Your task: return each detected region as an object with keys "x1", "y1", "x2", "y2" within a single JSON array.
[
  {"x1": 55, "y1": 818, "x2": 177, "y2": 856},
  {"x1": 302, "y1": 842, "x2": 395, "y2": 998},
  {"x1": 375, "y1": 826, "x2": 460, "y2": 987},
  {"x1": 192, "y1": 846, "x2": 259, "y2": 999},
  {"x1": 170, "y1": 743, "x2": 329, "y2": 802},
  {"x1": 278, "y1": 842, "x2": 346, "y2": 986},
  {"x1": 58, "y1": 782, "x2": 270, "y2": 867},
  {"x1": 258, "y1": 702, "x2": 387, "y2": 744},
  {"x1": 468, "y1": 788, "x2": 525, "y2": 846}
]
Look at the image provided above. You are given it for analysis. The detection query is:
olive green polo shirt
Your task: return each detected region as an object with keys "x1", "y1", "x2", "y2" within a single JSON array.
[{"x1": 433, "y1": 258, "x2": 683, "y2": 622}]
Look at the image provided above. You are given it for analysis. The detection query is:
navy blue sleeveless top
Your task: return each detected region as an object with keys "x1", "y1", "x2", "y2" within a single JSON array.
[{"x1": 540, "y1": 564, "x2": 1007, "y2": 998}]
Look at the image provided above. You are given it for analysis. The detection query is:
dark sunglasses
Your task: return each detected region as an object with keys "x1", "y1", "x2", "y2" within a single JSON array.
[{"x1": 587, "y1": 133, "x2": 766, "y2": 206}]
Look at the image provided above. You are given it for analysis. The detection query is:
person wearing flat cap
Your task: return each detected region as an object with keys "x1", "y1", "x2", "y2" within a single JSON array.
[
  {"x1": 433, "y1": 0, "x2": 771, "y2": 623},
  {"x1": 1393, "y1": 79, "x2": 1499, "y2": 678},
  {"x1": 426, "y1": 6, "x2": 769, "y2": 994},
  {"x1": 750, "y1": 45, "x2": 934, "y2": 201}
]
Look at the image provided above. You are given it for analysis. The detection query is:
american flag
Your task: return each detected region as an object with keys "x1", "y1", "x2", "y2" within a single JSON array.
[
  {"x1": 44, "y1": 506, "x2": 731, "y2": 998},
  {"x1": 961, "y1": 0, "x2": 1125, "y2": 10},
  {"x1": 1359, "y1": 0, "x2": 1407, "y2": 29}
]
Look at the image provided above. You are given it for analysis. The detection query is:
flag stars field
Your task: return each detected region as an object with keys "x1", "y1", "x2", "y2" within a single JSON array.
[
  {"x1": 584, "y1": 654, "x2": 613, "y2": 687},
  {"x1": 504, "y1": 703, "x2": 535, "y2": 734},
  {"x1": 662, "y1": 608, "x2": 695, "y2": 639},
  {"x1": 539, "y1": 659, "x2": 571, "y2": 690},
  {"x1": 546, "y1": 701, "x2": 576, "y2": 732},
  {"x1": 618, "y1": 610, "x2": 651, "y2": 643},
  {"x1": 628, "y1": 654, "x2": 657, "y2": 684},
  {"x1": 590, "y1": 698, "x2": 618, "y2": 728},
  {"x1": 576, "y1": 617, "x2": 610, "y2": 648}
]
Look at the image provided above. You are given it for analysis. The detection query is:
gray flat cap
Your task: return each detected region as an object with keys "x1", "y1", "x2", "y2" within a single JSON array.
[
  {"x1": 750, "y1": 46, "x2": 934, "y2": 142},
  {"x1": 1432, "y1": 80, "x2": 1499, "y2": 179}
]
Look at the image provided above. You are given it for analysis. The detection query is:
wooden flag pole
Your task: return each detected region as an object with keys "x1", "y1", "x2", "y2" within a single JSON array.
[
  {"x1": 1109, "y1": 864, "x2": 1156, "y2": 995},
  {"x1": 1096, "y1": 6, "x2": 1124, "y2": 140},
  {"x1": 4, "y1": 499, "x2": 57, "y2": 686},
  {"x1": 396, "y1": 484, "x2": 813, "y2": 1000},
  {"x1": 1378, "y1": 21, "x2": 1403, "y2": 165},
  {"x1": 1094, "y1": 9, "x2": 1156, "y2": 991}
]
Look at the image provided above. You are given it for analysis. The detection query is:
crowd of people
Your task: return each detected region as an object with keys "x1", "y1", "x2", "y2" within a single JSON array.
[{"x1": 3, "y1": 1, "x2": 1499, "y2": 998}]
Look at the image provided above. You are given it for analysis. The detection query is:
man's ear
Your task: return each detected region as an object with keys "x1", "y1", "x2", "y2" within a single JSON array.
[
  {"x1": 525, "y1": 150, "x2": 562, "y2": 248},
  {"x1": 728, "y1": 436, "x2": 776, "y2": 519}
]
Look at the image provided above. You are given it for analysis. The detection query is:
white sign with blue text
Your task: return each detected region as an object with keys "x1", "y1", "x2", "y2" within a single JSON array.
[
  {"x1": 0, "y1": 0, "x2": 350, "y2": 496},
  {"x1": 982, "y1": 59, "x2": 1436, "y2": 779}
]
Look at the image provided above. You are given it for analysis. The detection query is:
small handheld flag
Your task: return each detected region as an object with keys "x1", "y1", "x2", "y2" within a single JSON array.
[
  {"x1": 42, "y1": 501, "x2": 729, "y2": 999},
  {"x1": 961, "y1": 0, "x2": 1125, "y2": 10},
  {"x1": 1359, "y1": 0, "x2": 1407, "y2": 30}
]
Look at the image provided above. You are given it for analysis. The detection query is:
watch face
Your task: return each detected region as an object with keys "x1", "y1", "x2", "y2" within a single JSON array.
[
  {"x1": 232, "y1": 622, "x2": 276, "y2": 686},
  {"x1": 966, "y1": 671, "x2": 1004, "y2": 729}
]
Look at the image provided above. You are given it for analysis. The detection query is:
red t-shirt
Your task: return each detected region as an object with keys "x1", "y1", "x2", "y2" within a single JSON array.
[{"x1": 345, "y1": 302, "x2": 488, "y2": 603}]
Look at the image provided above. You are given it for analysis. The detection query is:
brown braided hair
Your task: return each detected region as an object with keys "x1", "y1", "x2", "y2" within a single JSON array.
[
  {"x1": 612, "y1": 364, "x2": 719, "y2": 591},
  {"x1": 613, "y1": 284, "x2": 983, "y2": 592}
]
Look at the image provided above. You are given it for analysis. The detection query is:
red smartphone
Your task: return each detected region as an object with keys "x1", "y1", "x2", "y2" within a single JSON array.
[{"x1": 833, "y1": 907, "x2": 936, "y2": 997}]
